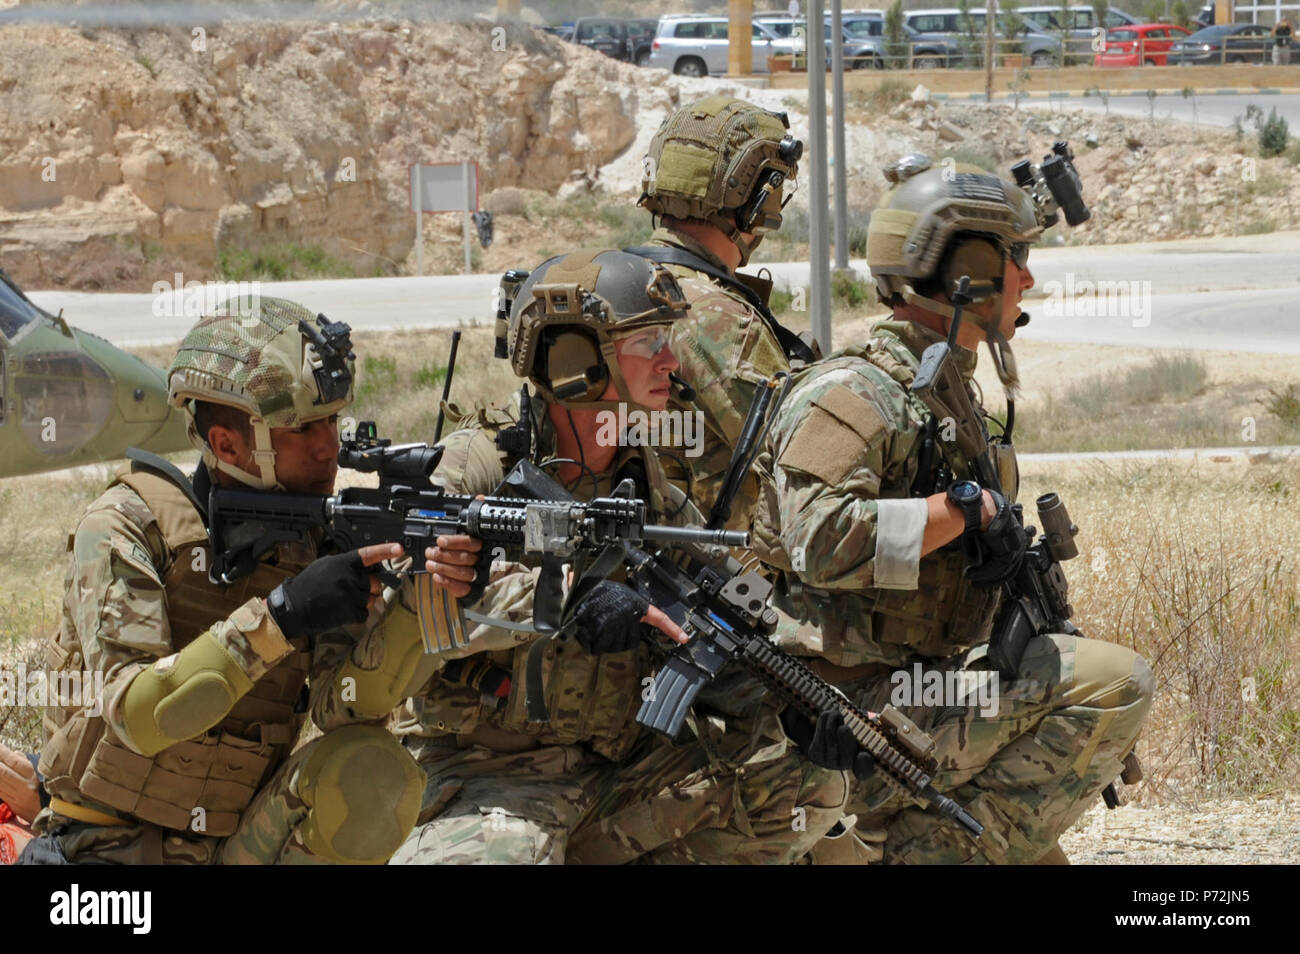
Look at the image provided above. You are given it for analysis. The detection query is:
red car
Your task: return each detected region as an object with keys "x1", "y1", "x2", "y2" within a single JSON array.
[{"x1": 1094, "y1": 23, "x2": 1191, "y2": 66}]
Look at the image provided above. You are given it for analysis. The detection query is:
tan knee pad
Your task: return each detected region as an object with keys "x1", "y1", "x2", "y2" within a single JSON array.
[
  {"x1": 1071, "y1": 638, "x2": 1155, "y2": 726},
  {"x1": 295, "y1": 725, "x2": 424, "y2": 864}
]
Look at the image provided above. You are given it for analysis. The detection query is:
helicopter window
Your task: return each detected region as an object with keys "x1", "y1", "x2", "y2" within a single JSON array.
[
  {"x1": 16, "y1": 350, "x2": 114, "y2": 457},
  {"x1": 0, "y1": 274, "x2": 41, "y2": 341}
]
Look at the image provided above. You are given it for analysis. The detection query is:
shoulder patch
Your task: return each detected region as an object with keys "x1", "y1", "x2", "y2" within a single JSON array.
[{"x1": 778, "y1": 384, "x2": 888, "y2": 486}]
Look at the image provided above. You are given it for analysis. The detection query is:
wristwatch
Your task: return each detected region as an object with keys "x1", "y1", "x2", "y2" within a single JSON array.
[{"x1": 947, "y1": 480, "x2": 984, "y2": 534}]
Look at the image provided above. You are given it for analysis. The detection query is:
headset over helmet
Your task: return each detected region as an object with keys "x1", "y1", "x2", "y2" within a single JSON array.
[
  {"x1": 640, "y1": 95, "x2": 803, "y2": 267},
  {"x1": 506, "y1": 248, "x2": 690, "y2": 413},
  {"x1": 866, "y1": 155, "x2": 1047, "y2": 396},
  {"x1": 168, "y1": 296, "x2": 355, "y2": 490}
]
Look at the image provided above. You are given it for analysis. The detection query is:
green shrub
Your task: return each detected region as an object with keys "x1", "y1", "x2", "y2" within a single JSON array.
[
  {"x1": 1258, "y1": 107, "x2": 1290, "y2": 159},
  {"x1": 1264, "y1": 384, "x2": 1300, "y2": 427},
  {"x1": 413, "y1": 363, "x2": 448, "y2": 390},
  {"x1": 1242, "y1": 217, "x2": 1277, "y2": 235},
  {"x1": 832, "y1": 271, "x2": 874, "y2": 308},
  {"x1": 216, "y1": 243, "x2": 356, "y2": 282},
  {"x1": 357, "y1": 355, "x2": 398, "y2": 402}
]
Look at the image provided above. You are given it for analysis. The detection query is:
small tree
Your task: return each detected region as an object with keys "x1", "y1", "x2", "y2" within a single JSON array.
[
  {"x1": 1256, "y1": 107, "x2": 1290, "y2": 159},
  {"x1": 957, "y1": 0, "x2": 983, "y2": 69},
  {"x1": 1058, "y1": 0, "x2": 1074, "y2": 65},
  {"x1": 1003, "y1": 0, "x2": 1027, "y2": 59},
  {"x1": 1142, "y1": 0, "x2": 1164, "y2": 22},
  {"x1": 884, "y1": 0, "x2": 908, "y2": 69},
  {"x1": 1181, "y1": 86, "x2": 1198, "y2": 127},
  {"x1": 1170, "y1": 0, "x2": 1191, "y2": 28}
]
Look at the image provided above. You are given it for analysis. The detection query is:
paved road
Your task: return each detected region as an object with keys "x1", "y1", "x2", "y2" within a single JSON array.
[
  {"x1": 1020, "y1": 444, "x2": 1300, "y2": 462},
  {"x1": 1019, "y1": 91, "x2": 1300, "y2": 129},
  {"x1": 1018, "y1": 287, "x2": 1298, "y2": 354},
  {"x1": 26, "y1": 232, "x2": 1300, "y2": 351}
]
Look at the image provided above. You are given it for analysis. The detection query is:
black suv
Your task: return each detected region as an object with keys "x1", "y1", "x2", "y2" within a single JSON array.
[{"x1": 570, "y1": 17, "x2": 632, "y2": 62}]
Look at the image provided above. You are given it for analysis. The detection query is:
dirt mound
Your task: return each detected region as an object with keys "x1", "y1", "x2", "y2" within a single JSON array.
[{"x1": 0, "y1": 17, "x2": 682, "y2": 288}]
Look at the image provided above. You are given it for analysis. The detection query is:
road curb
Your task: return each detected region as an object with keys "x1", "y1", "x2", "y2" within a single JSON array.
[{"x1": 932, "y1": 87, "x2": 1300, "y2": 100}]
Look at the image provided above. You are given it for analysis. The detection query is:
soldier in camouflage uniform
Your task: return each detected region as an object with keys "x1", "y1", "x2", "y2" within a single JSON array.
[
  {"x1": 385, "y1": 249, "x2": 845, "y2": 864},
  {"x1": 750, "y1": 157, "x2": 1154, "y2": 864},
  {"x1": 630, "y1": 95, "x2": 815, "y2": 528},
  {"x1": 20, "y1": 298, "x2": 424, "y2": 864}
]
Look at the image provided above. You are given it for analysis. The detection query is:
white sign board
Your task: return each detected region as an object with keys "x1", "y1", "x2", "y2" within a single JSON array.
[{"x1": 409, "y1": 161, "x2": 478, "y2": 213}]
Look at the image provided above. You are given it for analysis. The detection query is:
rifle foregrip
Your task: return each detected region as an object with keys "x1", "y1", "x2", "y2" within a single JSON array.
[{"x1": 739, "y1": 637, "x2": 984, "y2": 840}]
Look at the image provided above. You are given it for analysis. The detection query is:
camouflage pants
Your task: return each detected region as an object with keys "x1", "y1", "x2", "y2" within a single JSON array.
[
  {"x1": 29, "y1": 727, "x2": 419, "y2": 865},
  {"x1": 389, "y1": 702, "x2": 847, "y2": 865},
  {"x1": 843, "y1": 633, "x2": 1153, "y2": 864}
]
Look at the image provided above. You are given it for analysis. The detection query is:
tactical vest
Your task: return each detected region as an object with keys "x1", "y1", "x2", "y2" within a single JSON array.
[
  {"x1": 40, "y1": 468, "x2": 314, "y2": 837},
  {"x1": 757, "y1": 326, "x2": 1020, "y2": 668},
  {"x1": 403, "y1": 403, "x2": 674, "y2": 762}
]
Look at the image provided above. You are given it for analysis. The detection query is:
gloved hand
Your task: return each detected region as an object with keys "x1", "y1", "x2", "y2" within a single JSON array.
[
  {"x1": 268, "y1": 550, "x2": 381, "y2": 639},
  {"x1": 780, "y1": 707, "x2": 875, "y2": 781},
  {"x1": 570, "y1": 581, "x2": 649, "y2": 655},
  {"x1": 963, "y1": 490, "x2": 1027, "y2": 586}
]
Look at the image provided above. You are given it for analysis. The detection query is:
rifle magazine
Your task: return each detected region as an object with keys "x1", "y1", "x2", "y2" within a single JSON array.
[{"x1": 413, "y1": 573, "x2": 472, "y2": 654}]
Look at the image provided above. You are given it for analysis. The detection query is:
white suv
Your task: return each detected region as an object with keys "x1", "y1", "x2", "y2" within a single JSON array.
[{"x1": 647, "y1": 15, "x2": 804, "y2": 76}]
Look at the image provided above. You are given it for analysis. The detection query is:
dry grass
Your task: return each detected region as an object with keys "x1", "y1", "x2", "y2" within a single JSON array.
[{"x1": 1020, "y1": 457, "x2": 1300, "y2": 804}]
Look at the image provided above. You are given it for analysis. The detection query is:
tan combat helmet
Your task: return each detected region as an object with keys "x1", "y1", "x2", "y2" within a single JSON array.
[
  {"x1": 507, "y1": 248, "x2": 690, "y2": 414},
  {"x1": 168, "y1": 295, "x2": 354, "y2": 490},
  {"x1": 867, "y1": 154, "x2": 1043, "y2": 395},
  {"x1": 640, "y1": 95, "x2": 803, "y2": 267}
]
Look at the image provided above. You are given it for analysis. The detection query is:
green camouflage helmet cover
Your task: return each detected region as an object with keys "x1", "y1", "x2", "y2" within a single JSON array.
[
  {"x1": 867, "y1": 155, "x2": 1042, "y2": 309},
  {"x1": 507, "y1": 248, "x2": 690, "y2": 413},
  {"x1": 640, "y1": 95, "x2": 801, "y2": 266},
  {"x1": 168, "y1": 295, "x2": 354, "y2": 489},
  {"x1": 867, "y1": 155, "x2": 1043, "y2": 398}
]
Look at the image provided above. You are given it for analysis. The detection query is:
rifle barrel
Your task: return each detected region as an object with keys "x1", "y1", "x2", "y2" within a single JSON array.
[{"x1": 644, "y1": 525, "x2": 749, "y2": 549}]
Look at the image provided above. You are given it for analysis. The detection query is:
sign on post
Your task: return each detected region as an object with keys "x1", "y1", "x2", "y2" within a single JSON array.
[{"x1": 409, "y1": 161, "x2": 479, "y2": 275}]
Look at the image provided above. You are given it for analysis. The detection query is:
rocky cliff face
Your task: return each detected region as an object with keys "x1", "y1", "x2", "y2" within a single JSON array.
[{"x1": 0, "y1": 18, "x2": 654, "y2": 288}]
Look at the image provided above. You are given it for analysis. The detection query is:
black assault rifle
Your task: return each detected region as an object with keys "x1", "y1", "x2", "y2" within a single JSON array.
[
  {"x1": 500, "y1": 391, "x2": 985, "y2": 841},
  {"x1": 205, "y1": 421, "x2": 745, "y2": 651}
]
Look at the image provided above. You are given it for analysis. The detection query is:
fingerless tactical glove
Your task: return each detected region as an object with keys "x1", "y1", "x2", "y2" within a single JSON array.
[
  {"x1": 268, "y1": 550, "x2": 374, "y2": 639},
  {"x1": 570, "y1": 580, "x2": 649, "y2": 655}
]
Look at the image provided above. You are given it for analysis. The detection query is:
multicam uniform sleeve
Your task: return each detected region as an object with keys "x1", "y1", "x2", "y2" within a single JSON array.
[
  {"x1": 761, "y1": 365, "x2": 929, "y2": 592},
  {"x1": 67, "y1": 486, "x2": 294, "y2": 753}
]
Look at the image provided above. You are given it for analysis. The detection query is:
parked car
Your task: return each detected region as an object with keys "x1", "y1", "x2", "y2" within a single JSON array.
[
  {"x1": 1194, "y1": 6, "x2": 1216, "y2": 29},
  {"x1": 570, "y1": 17, "x2": 632, "y2": 62},
  {"x1": 1169, "y1": 23, "x2": 1273, "y2": 64},
  {"x1": 903, "y1": 8, "x2": 1064, "y2": 67},
  {"x1": 1094, "y1": 23, "x2": 1191, "y2": 67},
  {"x1": 649, "y1": 14, "x2": 805, "y2": 76},
  {"x1": 833, "y1": 15, "x2": 962, "y2": 68},
  {"x1": 1019, "y1": 5, "x2": 1140, "y2": 61},
  {"x1": 627, "y1": 17, "x2": 660, "y2": 67}
]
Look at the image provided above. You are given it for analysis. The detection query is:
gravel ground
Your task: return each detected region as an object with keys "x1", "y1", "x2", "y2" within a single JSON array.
[{"x1": 1062, "y1": 794, "x2": 1300, "y2": 864}]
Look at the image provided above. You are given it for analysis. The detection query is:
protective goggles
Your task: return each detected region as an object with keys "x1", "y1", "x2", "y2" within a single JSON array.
[
  {"x1": 610, "y1": 325, "x2": 673, "y2": 359},
  {"x1": 1007, "y1": 243, "x2": 1030, "y2": 269}
]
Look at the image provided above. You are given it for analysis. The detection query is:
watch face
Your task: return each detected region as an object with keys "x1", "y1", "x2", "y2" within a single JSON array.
[{"x1": 951, "y1": 480, "x2": 981, "y2": 502}]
